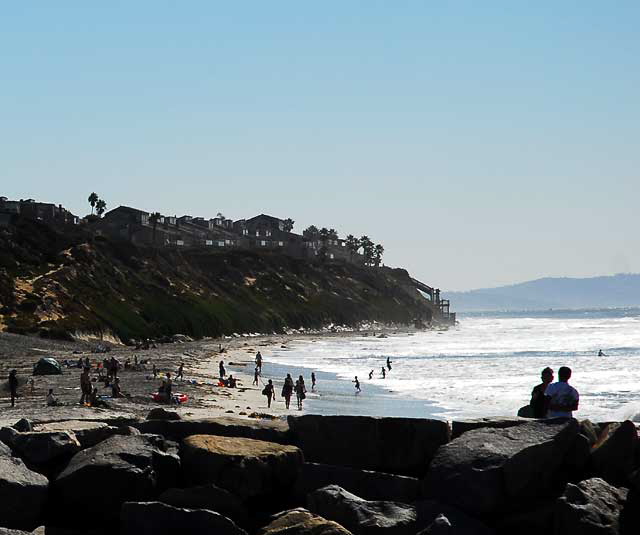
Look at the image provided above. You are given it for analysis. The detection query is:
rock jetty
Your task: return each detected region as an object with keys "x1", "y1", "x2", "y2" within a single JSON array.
[{"x1": 0, "y1": 412, "x2": 639, "y2": 534}]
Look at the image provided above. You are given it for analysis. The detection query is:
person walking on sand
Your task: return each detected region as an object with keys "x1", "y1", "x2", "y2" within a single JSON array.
[
  {"x1": 529, "y1": 367, "x2": 554, "y2": 418},
  {"x1": 368, "y1": 369, "x2": 374, "y2": 380},
  {"x1": 386, "y1": 357, "x2": 392, "y2": 371},
  {"x1": 8, "y1": 370, "x2": 18, "y2": 407},
  {"x1": 219, "y1": 361, "x2": 226, "y2": 379},
  {"x1": 152, "y1": 363, "x2": 157, "y2": 379},
  {"x1": 311, "y1": 372, "x2": 316, "y2": 391},
  {"x1": 295, "y1": 375, "x2": 307, "y2": 410},
  {"x1": 263, "y1": 379, "x2": 275, "y2": 408},
  {"x1": 381, "y1": 367, "x2": 386, "y2": 379},
  {"x1": 255, "y1": 351, "x2": 263, "y2": 373},
  {"x1": 80, "y1": 367, "x2": 92, "y2": 405},
  {"x1": 545, "y1": 366, "x2": 579, "y2": 419},
  {"x1": 176, "y1": 362, "x2": 184, "y2": 380},
  {"x1": 282, "y1": 373, "x2": 294, "y2": 409},
  {"x1": 253, "y1": 367, "x2": 259, "y2": 386},
  {"x1": 353, "y1": 376, "x2": 361, "y2": 393}
]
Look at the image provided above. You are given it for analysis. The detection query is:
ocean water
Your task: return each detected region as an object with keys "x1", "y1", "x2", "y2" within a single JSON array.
[{"x1": 264, "y1": 308, "x2": 640, "y2": 422}]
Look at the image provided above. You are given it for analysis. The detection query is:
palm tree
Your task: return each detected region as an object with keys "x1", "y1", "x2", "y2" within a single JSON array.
[
  {"x1": 96, "y1": 199, "x2": 107, "y2": 217},
  {"x1": 303, "y1": 225, "x2": 320, "y2": 241},
  {"x1": 373, "y1": 244, "x2": 385, "y2": 267},
  {"x1": 283, "y1": 218, "x2": 294, "y2": 232},
  {"x1": 359, "y1": 235, "x2": 374, "y2": 266},
  {"x1": 319, "y1": 227, "x2": 330, "y2": 245},
  {"x1": 88, "y1": 192, "x2": 99, "y2": 215},
  {"x1": 345, "y1": 235, "x2": 360, "y2": 261},
  {"x1": 149, "y1": 212, "x2": 161, "y2": 245}
]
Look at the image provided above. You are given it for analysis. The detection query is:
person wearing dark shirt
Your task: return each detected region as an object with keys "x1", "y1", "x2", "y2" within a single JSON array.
[
  {"x1": 8, "y1": 370, "x2": 18, "y2": 407},
  {"x1": 530, "y1": 367, "x2": 554, "y2": 418}
]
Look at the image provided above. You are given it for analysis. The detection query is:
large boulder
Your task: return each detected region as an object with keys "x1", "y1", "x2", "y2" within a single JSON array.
[
  {"x1": 555, "y1": 478, "x2": 627, "y2": 534},
  {"x1": 120, "y1": 501, "x2": 247, "y2": 535},
  {"x1": 423, "y1": 419, "x2": 579, "y2": 515},
  {"x1": 288, "y1": 415, "x2": 450, "y2": 477},
  {"x1": 146, "y1": 408, "x2": 181, "y2": 421},
  {"x1": 33, "y1": 358, "x2": 62, "y2": 375},
  {"x1": 451, "y1": 418, "x2": 529, "y2": 439},
  {"x1": 260, "y1": 508, "x2": 353, "y2": 535},
  {"x1": 295, "y1": 463, "x2": 420, "y2": 503},
  {"x1": 0, "y1": 448, "x2": 48, "y2": 530},
  {"x1": 158, "y1": 484, "x2": 247, "y2": 521},
  {"x1": 6, "y1": 431, "x2": 81, "y2": 465},
  {"x1": 135, "y1": 417, "x2": 291, "y2": 444},
  {"x1": 181, "y1": 435, "x2": 303, "y2": 500},
  {"x1": 51, "y1": 434, "x2": 180, "y2": 526},
  {"x1": 307, "y1": 485, "x2": 416, "y2": 535},
  {"x1": 34, "y1": 420, "x2": 114, "y2": 448},
  {"x1": 590, "y1": 421, "x2": 639, "y2": 486}
]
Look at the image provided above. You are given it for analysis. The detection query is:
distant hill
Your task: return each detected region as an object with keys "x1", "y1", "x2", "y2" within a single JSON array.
[{"x1": 445, "y1": 274, "x2": 640, "y2": 312}]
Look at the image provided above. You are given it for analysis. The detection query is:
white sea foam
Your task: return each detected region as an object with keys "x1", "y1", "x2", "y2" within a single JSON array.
[{"x1": 266, "y1": 309, "x2": 640, "y2": 421}]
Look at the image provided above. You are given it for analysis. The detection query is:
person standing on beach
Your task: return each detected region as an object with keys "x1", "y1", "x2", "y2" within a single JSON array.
[
  {"x1": 253, "y1": 367, "x2": 259, "y2": 386},
  {"x1": 152, "y1": 363, "x2": 157, "y2": 379},
  {"x1": 353, "y1": 376, "x2": 361, "y2": 393},
  {"x1": 282, "y1": 374, "x2": 294, "y2": 409},
  {"x1": 545, "y1": 366, "x2": 579, "y2": 418},
  {"x1": 368, "y1": 369, "x2": 374, "y2": 380},
  {"x1": 529, "y1": 367, "x2": 553, "y2": 418},
  {"x1": 381, "y1": 367, "x2": 386, "y2": 379},
  {"x1": 386, "y1": 357, "x2": 392, "y2": 371},
  {"x1": 219, "y1": 361, "x2": 226, "y2": 379},
  {"x1": 80, "y1": 367, "x2": 92, "y2": 405},
  {"x1": 176, "y1": 362, "x2": 184, "y2": 380},
  {"x1": 295, "y1": 375, "x2": 307, "y2": 410},
  {"x1": 263, "y1": 379, "x2": 275, "y2": 408},
  {"x1": 8, "y1": 370, "x2": 18, "y2": 407},
  {"x1": 255, "y1": 351, "x2": 263, "y2": 373},
  {"x1": 311, "y1": 372, "x2": 316, "y2": 391}
]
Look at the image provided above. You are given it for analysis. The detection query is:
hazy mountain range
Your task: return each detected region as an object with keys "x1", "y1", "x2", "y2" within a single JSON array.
[{"x1": 445, "y1": 274, "x2": 640, "y2": 312}]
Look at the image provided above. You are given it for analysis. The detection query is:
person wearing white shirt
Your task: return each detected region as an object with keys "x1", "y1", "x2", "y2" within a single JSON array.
[{"x1": 544, "y1": 366, "x2": 579, "y2": 418}]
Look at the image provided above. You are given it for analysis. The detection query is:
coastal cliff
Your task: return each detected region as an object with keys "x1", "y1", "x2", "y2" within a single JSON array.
[{"x1": 0, "y1": 218, "x2": 435, "y2": 343}]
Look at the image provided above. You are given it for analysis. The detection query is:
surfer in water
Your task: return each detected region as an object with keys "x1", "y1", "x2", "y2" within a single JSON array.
[
  {"x1": 381, "y1": 367, "x2": 386, "y2": 379},
  {"x1": 368, "y1": 369, "x2": 374, "y2": 380},
  {"x1": 353, "y1": 376, "x2": 361, "y2": 393},
  {"x1": 598, "y1": 349, "x2": 607, "y2": 357},
  {"x1": 386, "y1": 357, "x2": 392, "y2": 371}
]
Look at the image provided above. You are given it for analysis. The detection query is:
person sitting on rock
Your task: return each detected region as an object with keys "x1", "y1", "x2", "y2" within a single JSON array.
[
  {"x1": 530, "y1": 367, "x2": 554, "y2": 418},
  {"x1": 545, "y1": 366, "x2": 579, "y2": 419}
]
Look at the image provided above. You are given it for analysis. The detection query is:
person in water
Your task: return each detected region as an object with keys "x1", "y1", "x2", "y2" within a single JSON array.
[
  {"x1": 381, "y1": 367, "x2": 386, "y2": 379},
  {"x1": 311, "y1": 372, "x2": 316, "y2": 391},
  {"x1": 295, "y1": 375, "x2": 307, "y2": 410},
  {"x1": 545, "y1": 366, "x2": 579, "y2": 418},
  {"x1": 255, "y1": 351, "x2": 263, "y2": 373},
  {"x1": 598, "y1": 349, "x2": 607, "y2": 357},
  {"x1": 368, "y1": 369, "x2": 374, "y2": 380},
  {"x1": 529, "y1": 367, "x2": 554, "y2": 418},
  {"x1": 353, "y1": 376, "x2": 361, "y2": 393},
  {"x1": 263, "y1": 379, "x2": 275, "y2": 408},
  {"x1": 386, "y1": 357, "x2": 392, "y2": 371}
]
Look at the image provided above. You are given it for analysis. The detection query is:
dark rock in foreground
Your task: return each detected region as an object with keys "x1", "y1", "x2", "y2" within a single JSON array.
[
  {"x1": 590, "y1": 421, "x2": 638, "y2": 486},
  {"x1": 0, "y1": 446, "x2": 48, "y2": 530},
  {"x1": 295, "y1": 462, "x2": 421, "y2": 503},
  {"x1": 51, "y1": 434, "x2": 180, "y2": 526},
  {"x1": 260, "y1": 508, "x2": 353, "y2": 535},
  {"x1": 307, "y1": 485, "x2": 416, "y2": 535},
  {"x1": 158, "y1": 484, "x2": 247, "y2": 522},
  {"x1": 414, "y1": 500, "x2": 494, "y2": 535},
  {"x1": 120, "y1": 501, "x2": 247, "y2": 535},
  {"x1": 288, "y1": 415, "x2": 449, "y2": 477},
  {"x1": 555, "y1": 478, "x2": 627, "y2": 534},
  {"x1": 451, "y1": 418, "x2": 529, "y2": 439},
  {"x1": 181, "y1": 434, "x2": 303, "y2": 500},
  {"x1": 423, "y1": 419, "x2": 579, "y2": 515}
]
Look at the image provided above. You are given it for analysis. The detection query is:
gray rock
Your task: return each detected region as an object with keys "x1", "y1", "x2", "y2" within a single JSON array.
[
  {"x1": 12, "y1": 419, "x2": 33, "y2": 433},
  {"x1": 418, "y1": 514, "x2": 451, "y2": 535},
  {"x1": 146, "y1": 408, "x2": 181, "y2": 421},
  {"x1": 590, "y1": 421, "x2": 638, "y2": 486},
  {"x1": 260, "y1": 508, "x2": 353, "y2": 535},
  {"x1": 135, "y1": 416, "x2": 291, "y2": 444},
  {"x1": 555, "y1": 478, "x2": 627, "y2": 534},
  {"x1": 158, "y1": 484, "x2": 247, "y2": 521},
  {"x1": 451, "y1": 418, "x2": 529, "y2": 439},
  {"x1": 495, "y1": 501, "x2": 555, "y2": 535},
  {"x1": 180, "y1": 435, "x2": 303, "y2": 500},
  {"x1": 579, "y1": 420, "x2": 599, "y2": 446},
  {"x1": 0, "y1": 529, "x2": 31, "y2": 535},
  {"x1": 120, "y1": 501, "x2": 246, "y2": 535},
  {"x1": 288, "y1": 415, "x2": 450, "y2": 477},
  {"x1": 51, "y1": 434, "x2": 180, "y2": 526},
  {"x1": 0, "y1": 448, "x2": 48, "y2": 530},
  {"x1": 9, "y1": 431, "x2": 81, "y2": 465},
  {"x1": 414, "y1": 500, "x2": 494, "y2": 535},
  {"x1": 34, "y1": 420, "x2": 113, "y2": 448},
  {"x1": 423, "y1": 419, "x2": 579, "y2": 515},
  {"x1": 307, "y1": 485, "x2": 416, "y2": 535},
  {"x1": 295, "y1": 462, "x2": 420, "y2": 503}
]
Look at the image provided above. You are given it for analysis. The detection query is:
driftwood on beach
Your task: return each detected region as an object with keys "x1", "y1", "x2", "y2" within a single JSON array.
[{"x1": 0, "y1": 412, "x2": 638, "y2": 535}]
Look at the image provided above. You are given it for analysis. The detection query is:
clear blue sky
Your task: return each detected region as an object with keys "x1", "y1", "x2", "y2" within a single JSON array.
[{"x1": 1, "y1": 2, "x2": 638, "y2": 291}]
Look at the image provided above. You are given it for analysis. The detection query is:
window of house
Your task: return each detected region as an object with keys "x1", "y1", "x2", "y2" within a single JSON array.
[
  {"x1": 243, "y1": 229, "x2": 248, "y2": 236},
  {"x1": 266, "y1": 230, "x2": 272, "y2": 237},
  {"x1": 205, "y1": 240, "x2": 213, "y2": 246},
  {"x1": 177, "y1": 240, "x2": 184, "y2": 246},
  {"x1": 261, "y1": 240, "x2": 267, "y2": 246},
  {"x1": 218, "y1": 241, "x2": 225, "y2": 247},
  {"x1": 278, "y1": 241, "x2": 284, "y2": 246},
  {"x1": 330, "y1": 253, "x2": 335, "y2": 259},
  {"x1": 255, "y1": 230, "x2": 260, "y2": 237},
  {"x1": 225, "y1": 240, "x2": 232, "y2": 245}
]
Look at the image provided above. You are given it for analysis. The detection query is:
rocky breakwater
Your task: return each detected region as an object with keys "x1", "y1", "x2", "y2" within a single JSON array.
[{"x1": 0, "y1": 412, "x2": 639, "y2": 534}]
